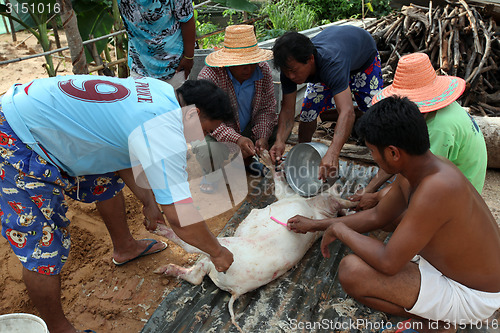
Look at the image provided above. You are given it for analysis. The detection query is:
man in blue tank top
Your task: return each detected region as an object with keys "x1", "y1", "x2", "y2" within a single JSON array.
[
  {"x1": 270, "y1": 25, "x2": 383, "y2": 182},
  {"x1": 0, "y1": 77, "x2": 234, "y2": 333}
]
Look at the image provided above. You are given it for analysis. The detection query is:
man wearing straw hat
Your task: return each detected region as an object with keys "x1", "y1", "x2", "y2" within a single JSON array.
[
  {"x1": 287, "y1": 96, "x2": 500, "y2": 329},
  {"x1": 270, "y1": 26, "x2": 383, "y2": 180},
  {"x1": 195, "y1": 25, "x2": 277, "y2": 193},
  {"x1": 350, "y1": 52, "x2": 487, "y2": 210}
]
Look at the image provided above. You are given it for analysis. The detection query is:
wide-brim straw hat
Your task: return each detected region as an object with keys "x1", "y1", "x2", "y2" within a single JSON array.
[
  {"x1": 205, "y1": 25, "x2": 273, "y2": 67},
  {"x1": 372, "y1": 52, "x2": 466, "y2": 113}
]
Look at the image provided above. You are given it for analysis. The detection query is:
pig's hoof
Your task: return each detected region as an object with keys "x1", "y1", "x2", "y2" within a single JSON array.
[
  {"x1": 154, "y1": 225, "x2": 175, "y2": 239},
  {"x1": 153, "y1": 265, "x2": 170, "y2": 274},
  {"x1": 155, "y1": 263, "x2": 186, "y2": 277},
  {"x1": 154, "y1": 264, "x2": 180, "y2": 275}
]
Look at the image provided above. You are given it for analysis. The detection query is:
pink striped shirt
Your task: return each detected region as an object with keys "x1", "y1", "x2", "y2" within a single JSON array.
[{"x1": 198, "y1": 62, "x2": 277, "y2": 143}]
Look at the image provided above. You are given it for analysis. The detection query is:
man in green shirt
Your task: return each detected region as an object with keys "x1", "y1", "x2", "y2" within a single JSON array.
[
  {"x1": 351, "y1": 52, "x2": 487, "y2": 210},
  {"x1": 425, "y1": 101, "x2": 486, "y2": 192}
]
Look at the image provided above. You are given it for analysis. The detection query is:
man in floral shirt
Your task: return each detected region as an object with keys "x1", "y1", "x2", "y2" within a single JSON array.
[
  {"x1": 118, "y1": 0, "x2": 195, "y2": 88},
  {"x1": 270, "y1": 26, "x2": 383, "y2": 181}
]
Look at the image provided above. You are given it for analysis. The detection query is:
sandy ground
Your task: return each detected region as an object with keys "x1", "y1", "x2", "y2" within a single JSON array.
[
  {"x1": 0, "y1": 30, "x2": 244, "y2": 332},
  {"x1": 0, "y1": 30, "x2": 499, "y2": 333}
]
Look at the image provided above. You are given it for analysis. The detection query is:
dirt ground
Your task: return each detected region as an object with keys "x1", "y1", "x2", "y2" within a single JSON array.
[
  {"x1": 0, "y1": 30, "x2": 244, "y2": 332},
  {"x1": 0, "y1": 30, "x2": 499, "y2": 333}
]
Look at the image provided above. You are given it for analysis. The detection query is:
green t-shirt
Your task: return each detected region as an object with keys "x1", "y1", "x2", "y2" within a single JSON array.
[{"x1": 426, "y1": 102, "x2": 487, "y2": 193}]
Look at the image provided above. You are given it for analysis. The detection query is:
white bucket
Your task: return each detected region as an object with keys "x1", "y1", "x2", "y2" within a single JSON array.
[{"x1": 0, "y1": 313, "x2": 48, "y2": 333}]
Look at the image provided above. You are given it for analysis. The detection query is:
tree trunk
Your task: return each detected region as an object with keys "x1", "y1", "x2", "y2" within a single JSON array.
[
  {"x1": 112, "y1": 0, "x2": 128, "y2": 78},
  {"x1": 473, "y1": 116, "x2": 500, "y2": 169},
  {"x1": 4, "y1": 0, "x2": 16, "y2": 42},
  {"x1": 57, "y1": 0, "x2": 88, "y2": 74}
]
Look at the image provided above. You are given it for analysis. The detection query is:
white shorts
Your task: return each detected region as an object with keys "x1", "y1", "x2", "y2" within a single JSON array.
[
  {"x1": 130, "y1": 70, "x2": 186, "y2": 90},
  {"x1": 407, "y1": 256, "x2": 500, "y2": 324}
]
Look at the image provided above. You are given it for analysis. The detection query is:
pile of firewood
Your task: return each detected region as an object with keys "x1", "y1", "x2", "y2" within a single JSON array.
[{"x1": 366, "y1": 0, "x2": 500, "y2": 116}]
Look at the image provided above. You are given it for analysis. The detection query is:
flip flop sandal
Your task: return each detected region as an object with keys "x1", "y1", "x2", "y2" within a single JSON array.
[{"x1": 112, "y1": 239, "x2": 167, "y2": 266}]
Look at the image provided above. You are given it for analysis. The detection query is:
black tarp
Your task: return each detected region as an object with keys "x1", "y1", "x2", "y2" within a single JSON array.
[{"x1": 142, "y1": 159, "x2": 499, "y2": 333}]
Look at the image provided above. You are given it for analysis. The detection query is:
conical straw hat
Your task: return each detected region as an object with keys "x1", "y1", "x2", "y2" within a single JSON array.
[
  {"x1": 205, "y1": 25, "x2": 273, "y2": 67},
  {"x1": 372, "y1": 53, "x2": 465, "y2": 113}
]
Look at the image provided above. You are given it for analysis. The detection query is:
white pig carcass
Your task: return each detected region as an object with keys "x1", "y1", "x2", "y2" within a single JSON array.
[{"x1": 154, "y1": 152, "x2": 354, "y2": 332}]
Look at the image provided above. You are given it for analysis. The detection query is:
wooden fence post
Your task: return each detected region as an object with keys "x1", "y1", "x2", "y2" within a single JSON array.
[{"x1": 57, "y1": 0, "x2": 88, "y2": 74}]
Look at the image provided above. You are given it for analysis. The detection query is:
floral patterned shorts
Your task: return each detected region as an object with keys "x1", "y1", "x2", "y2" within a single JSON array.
[
  {"x1": 300, "y1": 54, "x2": 383, "y2": 122},
  {"x1": 0, "y1": 105, "x2": 124, "y2": 275}
]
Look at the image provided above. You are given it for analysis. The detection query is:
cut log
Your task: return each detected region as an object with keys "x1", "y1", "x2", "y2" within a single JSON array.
[
  {"x1": 369, "y1": 2, "x2": 499, "y2": 110},
  {"x1": 472, "y1": 116, "x2": 500, "y2": 169},
  {"x1": 485, "y1": 91, "x2": 500, "y2": 104},
  {"x1": 314, "y1": 139, "x2": 375, "y2": 164}
]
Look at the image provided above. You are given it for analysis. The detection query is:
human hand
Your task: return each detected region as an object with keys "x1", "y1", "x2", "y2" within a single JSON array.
[
  {"x1": 320, "y1": 223, "x2": 341, "y2": 258},
  {"x1": 318, "y1": 152, "x2": 339, "y2": 182},
  {"x1": 210, "y1": 246, "x2": 234, "y2": 272},
  {"x1": 348, "y1": 192, "x2": 379, "y2": 211},
  {"x1": 287, "y1": 215, "x2": 316, "y2": 234},
  {"x1": 177, "y1": 56, "x2": 194, "y2": 78},
  {"x1": 269, "y1": 141, "x2": 286, "y2": 163},
  {"x1": 142, "y1": 204, "x2": 165, "y2": 232},
  {"x1": 254, "y1": 138, "x2": 269, "y2": 156},
  {"x1": 237, "y1": 136, "x2": 256, "y2": 158}
]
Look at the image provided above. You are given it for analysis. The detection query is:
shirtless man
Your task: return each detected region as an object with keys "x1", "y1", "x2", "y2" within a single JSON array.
[{"x1": 287, "y1": 96, "x2": 500, "y2": 328}]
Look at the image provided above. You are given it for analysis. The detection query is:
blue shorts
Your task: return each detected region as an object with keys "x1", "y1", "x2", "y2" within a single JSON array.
[
  {"x1": 0, "y1": 105, "x2": 124, "y2": 275},
  {"x1": 299, "y1": 54, "x2": 383, "y2": 122}
]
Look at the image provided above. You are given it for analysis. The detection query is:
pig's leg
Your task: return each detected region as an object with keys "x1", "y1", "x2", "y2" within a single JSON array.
[
  {"x1": 306, "y1": 193, "x2": 358, "y2": 218},
  {"x1": 154, "y1": 224, "x2": 207, "y2": 255},
  {"x1": 154, "y1": 258, "x2": 210, "y2": 285},
  {"x1": 259, "y1": 150, "x2": 297, "y2": 201},
  {"x1": 228, "y1": 294, "x2": 244, "y2": 333}
]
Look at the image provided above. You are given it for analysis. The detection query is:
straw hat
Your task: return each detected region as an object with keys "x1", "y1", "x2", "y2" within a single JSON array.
[
  {"x1": 205, "y1": 25, "x2": 273, "y2": 67},
  {"x1": 372, "y1": 53, "x2": 466, "y2": 113}
]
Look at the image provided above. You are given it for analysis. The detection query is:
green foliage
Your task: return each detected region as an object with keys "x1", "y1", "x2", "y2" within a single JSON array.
[
  {"x1": 260, "y1": 0, "x2": 316, "y2": 31},
  {"x1": 195, "y1": 7, "x2": 247, "y2": 49},
  {"x1": 256, "y1": 0, "x2": 316, "y2": 41},
  {"x1": 211, "y1": 0, "x2": 257, "y2": 13},
  {"x1": 0, "y1": 0, "x2": 60, "y2": 76},
  {"x1": 72, "y1": 0, "x2": 114, "y2": 64},
  {"x1": 255, "y1": 0, "x2": 391, "y2": 41},
  {"x1": 222, "y1": 9, "x2": 242, "y2": 26},
  {"x1": 196, "y1": 19, "x2": 225, "y2": 49},
  {"x1": 256, "y1": 27, "x2": 285, "y2": 42},
  {"x1": 296, "y1": 0, "x2": 392, "y2": 22},
  {"x1": 194, "y1": 0, "x2": 264, "y2": 48}
]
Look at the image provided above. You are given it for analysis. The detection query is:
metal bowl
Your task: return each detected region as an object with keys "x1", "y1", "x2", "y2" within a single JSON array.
[{"x1": 284, "y1": 142, "x2": 333, "y2": 197}]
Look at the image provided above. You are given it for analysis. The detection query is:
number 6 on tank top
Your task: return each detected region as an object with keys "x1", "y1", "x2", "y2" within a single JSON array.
[{"x1": 58, "y1": 79, "x2": 131, "y2": 103}]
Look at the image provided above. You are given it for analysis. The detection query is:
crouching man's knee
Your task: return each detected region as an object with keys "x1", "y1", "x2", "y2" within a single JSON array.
[{"x1": 338, "y1": 254, "x2": 369, "y2": 297}]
